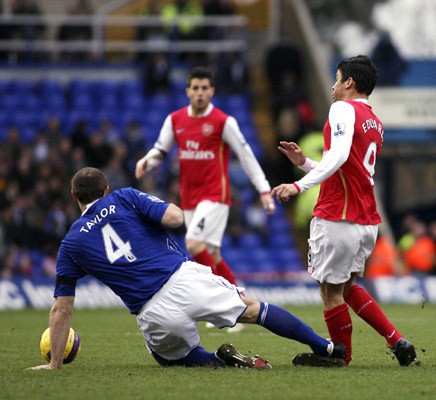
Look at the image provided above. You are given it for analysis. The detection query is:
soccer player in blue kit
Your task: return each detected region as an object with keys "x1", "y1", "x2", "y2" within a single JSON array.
[{"x1": 29, "y1": 167, "x2": 345, "y2": 370}]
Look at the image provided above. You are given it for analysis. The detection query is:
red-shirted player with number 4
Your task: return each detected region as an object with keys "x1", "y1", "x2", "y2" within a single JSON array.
[
  {"x1": 272, "y1": 55, "x2": 417, "y2": 367},
  {"x1": 136, "y1": 67, "x2": 275, "y2": 332}
]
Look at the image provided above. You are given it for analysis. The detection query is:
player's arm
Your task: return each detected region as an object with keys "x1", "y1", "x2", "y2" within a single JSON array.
[
  {"x1": 135, "y1": 116, "x2": 174, "y2": 179},
  {"x1": 27, "y1": 295, "x2": 75, "y2": 370},
  {"x1": 223, "y1": 117, "x2": 275, "y2": 215},
  {"x1": 161, "y1": 203, "x2": 184, "y2": 229},
  {"x1": 272, "y1": 102, "x2": 354, "y2": 202}
]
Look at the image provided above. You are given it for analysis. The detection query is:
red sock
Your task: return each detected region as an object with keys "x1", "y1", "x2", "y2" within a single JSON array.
[
  {"x1": 192, "y1": 248, "x2": 215, "y2": 269},
  {"x1": 215, "y1": 258, "x2": 237, "y2": 285},
  {"x1": 324, "y1": 303, "x2": 352, "y2": 365},
  {"x1": 345, "y1": 285, "x2": 402, "y2": 348}
]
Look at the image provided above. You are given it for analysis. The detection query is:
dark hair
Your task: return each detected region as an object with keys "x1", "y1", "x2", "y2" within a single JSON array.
[
  {"x1": 337, "y1": 55, "x2": 378, "y2": 96},
  {"x1": 71, "y1": 167, "x2": 108, "y2": 204},
  {"x1": 187, "y1": 66, "x2": 215, "y2": 87}
]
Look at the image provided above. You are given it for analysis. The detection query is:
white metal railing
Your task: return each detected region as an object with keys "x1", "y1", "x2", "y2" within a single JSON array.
[{"x1": 0, "y1": 14, "x2": 248, "y2": 61}]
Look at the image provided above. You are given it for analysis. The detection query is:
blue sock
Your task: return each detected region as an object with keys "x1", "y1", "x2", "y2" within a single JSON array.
[
  {"x1": 257, "y1": 302, "x2": 330, "y2": 356},
  {"x1": 151, "y1": 346, "x2": 224, "y2": 367}
]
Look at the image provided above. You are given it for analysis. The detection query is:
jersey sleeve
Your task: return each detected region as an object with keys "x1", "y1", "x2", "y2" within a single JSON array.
[
  {"x1": 154, "y1": 115, "x2": 176, "y2": 154},
  {"x1": 54, "y1": 245, "x2": 86, "y2": 297},
  {"x1": 294, "y1": 101, "x2": 355, "y2": 193},
  {"x1": 128, "y1": 188, "x2": 170, "y2": 223},
  {"x1": 222, "y1": 116, "x2": 271, "y2": 193}
]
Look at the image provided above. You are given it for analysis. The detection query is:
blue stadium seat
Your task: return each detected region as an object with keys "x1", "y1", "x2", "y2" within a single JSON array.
[
  {"x1": 146, "y1": 93, "x2": 173, "y2": 113},
  {"x1": 71, "y1": 93, "x2": 95, "y2": 111},
  {"x1": 97, "y1": 94, "x2": 119, "y2": 112},
  {"x1": 238, "y1": 232, "x2": 263, "y2": 249},
  {"x1": 8, "y1": 79, "x2": 34, "y2": 95},
  {"x1": 42, "y1": 93, "x2": 67, "y2": 112},
  {"x1": 20, "y1": 126, "x2": 38, "y2": 143},
  {"x1": 225, "y1": 94, "x2": 251, "y2": 112},
  {"x1": 119, "y1": 80, "x2": 143, "y2": 96},
  {"x1": 69, "y1": 79, "x2": 93, "y2": 95},
  {"x1": 37, "y1": 79, "x2": 64, "y2": 96},
  {"x1": 0, "y1": 94, "x2": 21, "y2": 111},
  {"x1": 93, "y1": 80, "x2": 119, "y2": 96},
  {"x1": 21, "y1": 94, "x2": 42, "y2": 111},
  {"x1": 121, "y1": 93, "x2": 145, "y2": 111},
  {"x1": 273, "y1": 248, "x2": 304, "y2": 271}
]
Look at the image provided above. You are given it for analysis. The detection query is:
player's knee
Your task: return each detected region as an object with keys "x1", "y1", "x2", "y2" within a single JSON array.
[
  {"x1": 238, "y1": 299, "x2": 260, "y2": 323},
  {"x1": 186, "y1": 239, "x2": 205, "y2": 256}
]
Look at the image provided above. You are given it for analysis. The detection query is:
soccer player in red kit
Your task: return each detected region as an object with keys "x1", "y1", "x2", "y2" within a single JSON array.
[
  {"x1": 272, "y1": 55, "x2": 417, "y2": 367},
  {"x1": 135, "y1": 67, "x2": 275, "y2": 332}
]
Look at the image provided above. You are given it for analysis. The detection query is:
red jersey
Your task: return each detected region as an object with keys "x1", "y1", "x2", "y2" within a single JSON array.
[
  {"x1": 171, "y1": 106, "x2": 231, "y2": 210},
  {"x1": 313, "y1": 100, "x2": 383, "y2": 224}
]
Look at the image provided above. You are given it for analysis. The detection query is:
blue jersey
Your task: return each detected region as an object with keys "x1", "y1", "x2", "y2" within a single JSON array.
[{"x1": 55, "y1": 188, "x2": 187, "y2": 314}]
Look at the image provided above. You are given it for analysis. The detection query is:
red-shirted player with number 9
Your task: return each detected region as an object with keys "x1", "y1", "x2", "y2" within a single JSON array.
[{"x1": 272, "y1": 55, "x2": 417, "y2": 367}]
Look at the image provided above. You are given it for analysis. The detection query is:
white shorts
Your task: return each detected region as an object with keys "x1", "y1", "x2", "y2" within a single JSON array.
[
  {"x1": 136, "y1": 261, "x2": 246, "y2": 360},
  {"x1": 308, "y1": 217, "x2": 378, "y2": 284},
  {"x1": 184, "y1": 201, "x2": 229, "y2": 248}
]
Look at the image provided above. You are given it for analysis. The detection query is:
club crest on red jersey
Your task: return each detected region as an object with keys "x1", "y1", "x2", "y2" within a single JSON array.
[{"x1": 202, "y1": 123, "x2": 214, "y2": 136}]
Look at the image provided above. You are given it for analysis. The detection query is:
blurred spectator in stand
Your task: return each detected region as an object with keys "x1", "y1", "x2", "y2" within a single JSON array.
[
  {"x1": 3, "y1": 126, "x2": 22, "y2": 164},
  {"x1": 86, "y1": 129, "x2": 113, "y2": 169},
  {"x1": 57, "y1": 0, "x2": 93, "y2": 62},
  {"x1": 203, "y1": 0, "x2": 235, "y2": 40},
  {"x1": 244, "y1": 197, "x2": 268, "y2": 241},
  {"x1": 39, "y1": 116, "x2": 64, "y2": 147},
  {"x1": 370, "y1": 31, "x2": 407, "y2": 86},
  {"x1": 397, "y1": 214, "x2": 418, "y2": 261},
  {"x1": 265, "y1": 41, "x2": 303, "y2": 94},
  {"x1": 142, "y1": 53, "x2": 171, "y2": 94},
  {"x1": 123, "y1": 120, "x2": 148, "y2": 175},
  {"x1": 40, "y1": 243, "x2": 58, "y2": 278},
  {"x1": 136, "y1": 0, "x2": 164, "y2": 62},
  {"x1": 0, "y1": 12, "x2": 12, "y2": 61},
  {"x1": 1, "y1": 245, "x2": 33, "y2": 278},
  {"x1": 70, "y1": 119, "x2": 91, "y2": 155},
  {"x1": 98, "y1": 118, "x2": 120, "y2": 145},
  {"x1": 400, "y1": 218, "x2": 435, "y2": 278},
  {"x1": 429, "y1": 221, "x2": 436, "y2": 275},
  {"x1": 263, "y1": 41, "x2": 314, "y2": 188},
  {"x1": 225, "y1": 187, "x2": 245, "y2": 244},
  {"x1": 160, "y1": 0, "x2": 204, "y2": 62},
  {"x1": 215, "y1": 52, "x2": 250, "y2": 95},
  {"x1": 274, "y1": 72, "x2": 314, "y2": 143},
  {"x1": 102, "y1": 157, "x2": 131, "y2": 192},
  {"x1": 136, "y1": 0, "x2": 163, "y2": 40},
  {"x1": 365, "y1": 234, "x2": 398, "y2": 279},
  {"x1": 10, "y1": 0, "x2": 46, "y2": 62},
  {"x1": 69, "y1": 0, "x2": 93, "y2": 15}
]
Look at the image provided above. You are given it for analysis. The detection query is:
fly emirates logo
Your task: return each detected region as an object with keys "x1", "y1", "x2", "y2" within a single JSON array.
[{"x1": 179, "y1": 140, "x2": 215, "y2": 160}]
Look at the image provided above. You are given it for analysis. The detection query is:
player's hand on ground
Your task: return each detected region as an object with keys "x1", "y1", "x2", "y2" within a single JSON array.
[
  {"x1": 271, "y1": 183, "x2": 299, "y2": 203},
  {"x1": 26, "y1": 364, "x2": 57, "y2": 370},
  {"x1": 260, "y1": 192, "x2": 276, "y2": 216},
  {"x1": 278, "y1": 141, "x2": 306, "y2": 166}
]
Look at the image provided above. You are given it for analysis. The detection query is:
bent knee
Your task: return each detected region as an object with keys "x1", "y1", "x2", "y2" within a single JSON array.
[{"x1": 238, "y1": 300, "x2": 260, "y2": 324}]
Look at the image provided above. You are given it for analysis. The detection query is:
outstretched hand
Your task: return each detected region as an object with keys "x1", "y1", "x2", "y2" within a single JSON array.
[
  {"x1": 277, "y1": 141, "x2": 306, "y2": 166},
  {"x1": 135, "y1": 157, "x2": 148, "y2": 179},
  {"x1": 271, "y1": 183, "x2": 299, "y2": 204}
]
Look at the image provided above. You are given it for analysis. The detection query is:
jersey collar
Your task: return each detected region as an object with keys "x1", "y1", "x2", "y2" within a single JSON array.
[{"x1": 188, "y1": 103, "x2": 214, "y2": 118}]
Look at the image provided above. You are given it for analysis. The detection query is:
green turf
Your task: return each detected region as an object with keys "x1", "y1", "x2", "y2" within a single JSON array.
[{"x1": 1, "y1": 304, "x2": 434, "y2": 400}]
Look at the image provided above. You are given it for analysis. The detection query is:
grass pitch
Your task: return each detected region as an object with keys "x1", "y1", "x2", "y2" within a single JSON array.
[{"x1": 1, "y1": 304, "x2": 434, "y2": 400}]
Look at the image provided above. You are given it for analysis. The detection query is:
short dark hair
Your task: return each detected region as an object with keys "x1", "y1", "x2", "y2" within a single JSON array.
[
  {"x1": 187, "y1": 66, "x2": 215, "y2": 87},
  {"x1": 71, "y1": 167, "x2": 108, "y2": 205},
  {"x1": 337, "y1": 55, "x2": 378, "y2": 96}
]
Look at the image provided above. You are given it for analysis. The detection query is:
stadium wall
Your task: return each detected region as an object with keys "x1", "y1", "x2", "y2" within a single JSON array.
[{"x1": 1, "y1": 276, "x2": 435, "y2": 310}]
